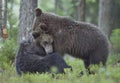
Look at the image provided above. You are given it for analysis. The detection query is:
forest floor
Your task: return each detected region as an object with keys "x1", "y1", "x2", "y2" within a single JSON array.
[{"x1": 0, "y1": 57, "x2": 120, "y2": 83}]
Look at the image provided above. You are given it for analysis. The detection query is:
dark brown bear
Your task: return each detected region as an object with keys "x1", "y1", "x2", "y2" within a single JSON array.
[
  {"x1": 32, "y1": 23, "x2": 54, "y2": 54},
  {"x1": 34, "y1": 33, "x2": 54, "y2": 54},
  {"x1": 32, "y1": 23, "x2": 48, "y2": 39},
  {"x1": 15, "y1": 40, "x2": 72, "y2": 75},
  {"x1": 33, "y1": 8, "x2": 110, "y2": 73}
]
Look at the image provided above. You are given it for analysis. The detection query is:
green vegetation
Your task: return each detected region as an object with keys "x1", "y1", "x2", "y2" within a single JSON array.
[
  {"x1": 0, "y1": 7, "x2": 18, "y2": 69},
  {"x1": 0, "y1": 58, "x2": 120, "y2": 83},
  {"x1": 109, "y1": 29, "x2": 120, "y2": 65},
  {"x1": 110, "y1": 29, "x2": 120, "y2": 53}
]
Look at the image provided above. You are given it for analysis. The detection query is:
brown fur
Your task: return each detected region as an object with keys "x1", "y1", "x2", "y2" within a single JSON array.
[
  {"x1": 32, "y1": 33, "x2": 54, "y2": 54},
  {"x1": 32, "y1": 23, "x2": 54, "y2": 54},
  {"x1": 32, "y1": 8, "x2": 110, "y2": 73}
]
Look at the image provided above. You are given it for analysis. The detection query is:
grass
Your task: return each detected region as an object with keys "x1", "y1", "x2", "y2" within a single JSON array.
[{"x1": 0, "y1": 58, "x2": 120, "y2": 83}]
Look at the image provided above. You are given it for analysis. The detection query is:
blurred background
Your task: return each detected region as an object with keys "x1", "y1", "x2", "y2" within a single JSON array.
[{"x1": 0, "y1": 0, "x2": 120, "y2": 69}]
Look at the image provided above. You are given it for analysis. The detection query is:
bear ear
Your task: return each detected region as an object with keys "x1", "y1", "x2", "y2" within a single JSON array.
[
  {"x1": 35, "y1": 8, "x2": 42, "y2": 16},
  {"x1": 39, "y1": 23, "x2": 48, "y2": 32}
]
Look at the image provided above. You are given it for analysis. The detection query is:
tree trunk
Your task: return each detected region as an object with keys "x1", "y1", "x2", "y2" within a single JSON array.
[
  {"x1": 0, "y1": 0, "x2": 7, "y2": 39},
  {"x1": 3, "y1": 0, "x2": 7, "y2": 28},
  {"x1": 71, "y1": 0, "x2": 86, "y2": 21},
  {"x1": 10, "y1": 0, "x2": 14, "y2": 10},
  {"x1": 19, "y1": 0, "x2": 37, "y2": 42},
  {"x1": 71, "y1": 0, "x2": 78, "y2": 20},
  {"x1": 78, "y1": 0, "x2": 86, "y2": 21},
  {"x1": 55, "y1": 0, "x2": 59, "y2": 13},
  {"x1": 0, "y1": 0, "x2": 2, "y2": 38},
  {"x1": 98, "y1": 0, "x2": 114, "y2": 38},
  {"x1": 54, "y1": 0, "x2": 63, "y2": 13},
  {"x1": 112, "y1": 1, "x2": 120, "y2": 29}
]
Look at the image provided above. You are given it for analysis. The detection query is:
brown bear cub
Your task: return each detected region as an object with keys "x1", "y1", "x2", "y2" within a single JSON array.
[
  {"x1": 32, "y1": 8, "x2": 110, "y2": 74},
  {"x1": 32, "y1": 22, "x2": 55, "y2": 54}
]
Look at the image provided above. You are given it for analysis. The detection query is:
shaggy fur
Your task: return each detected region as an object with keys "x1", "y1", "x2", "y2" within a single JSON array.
[
  {"x1": 15, "y1": 40, "x2": 72, "y2": 75},
  {"x1": 33, "y1": 33, "x2": 54, "y2": 54},
  {"x1": 33, "y1": 8, "x2": 110, "y2": 73}
]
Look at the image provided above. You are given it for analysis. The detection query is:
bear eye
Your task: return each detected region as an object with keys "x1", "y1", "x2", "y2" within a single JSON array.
[{"x1": 43, "y1": 41, "x2": 48, "y2": 46}]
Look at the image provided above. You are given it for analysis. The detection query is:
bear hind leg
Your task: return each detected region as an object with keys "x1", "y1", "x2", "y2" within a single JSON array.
[
  {"x1": 88, "y1": 49, "x2": 108, "y2": 74},
  {"x1": 90, "y1": 49, "x2": 108, "y2": 66}
]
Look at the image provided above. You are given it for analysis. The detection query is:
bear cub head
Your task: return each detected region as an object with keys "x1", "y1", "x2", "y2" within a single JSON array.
[{"x1": 32, "y1": 22, "x2": 53, "y2": 54}]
